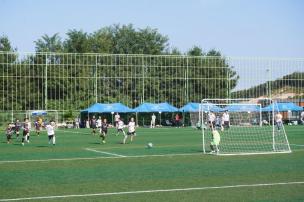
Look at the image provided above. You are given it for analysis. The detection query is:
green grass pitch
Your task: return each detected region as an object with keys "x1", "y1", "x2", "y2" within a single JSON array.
[{"x1": 0, "y1": 126, "x2": 304, "y2": 201}]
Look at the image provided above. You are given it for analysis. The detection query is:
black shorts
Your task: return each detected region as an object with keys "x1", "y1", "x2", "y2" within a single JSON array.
[
  {"x1": 91, "y1": 125, "x2": 96, "y2": 129},
  {"x1": 48, "y1": 135, "x2": 54, "y2": 140},
  {"x1": 127, "y1": 131, "x2": 135, "y2": 136},
  {"x1": 101, "y1": 129, "x2": 107, "y2": 134},
  {"x1": 223, "y1": 121, "x2": 229, "y2": 127},
  {"x1": 7, "y1": 134, "x2": 12, "y2": 140},
  {"x1": 23, "y1": 130, "x2": 29, "y2": 136},
  {"x1": 208, "y1": 121, "x2": 215, "y2": 127}
]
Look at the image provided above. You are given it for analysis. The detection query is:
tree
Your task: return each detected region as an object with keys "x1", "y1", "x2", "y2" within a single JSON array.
[
  {"x1": 89, "y1": 27, "x2": 114, "y2": 53},
  {"x1": 34, "y1": 33, "x2": 63, "y2": 52},
  {"x1": 0, "y1": 25, "x2": 242, "y2": 111},
  {"x1": 187, "y1": 46, "x2": 204, "y2": 56},
  {"x1": 63, "y1": 30, "x2": 90, "y2": 53},
  {"x1": 0, "y1": 35, "x2": 16, "y2": 52}
]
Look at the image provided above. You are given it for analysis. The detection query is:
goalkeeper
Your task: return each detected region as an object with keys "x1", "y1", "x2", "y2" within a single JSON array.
[{"x1": 210, "y1": 128, "x2": 221, "y2": 154}]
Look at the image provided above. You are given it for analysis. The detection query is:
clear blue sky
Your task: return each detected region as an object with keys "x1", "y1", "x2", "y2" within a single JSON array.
[{"x1": 1, "y1": 0, "x2": 304, "y2": 57}]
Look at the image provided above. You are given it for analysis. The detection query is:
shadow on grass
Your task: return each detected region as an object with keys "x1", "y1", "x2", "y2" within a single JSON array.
[{"x1": 89, "y1": 142, "x2": 102, "y2": 145}]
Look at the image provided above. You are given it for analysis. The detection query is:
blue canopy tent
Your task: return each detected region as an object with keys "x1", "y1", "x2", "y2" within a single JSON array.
[
  {"x1": 133, "y1": 102, "x2": 178, "y2": 126},
  {"x1": 81, "y1": 103, "x2": 133, "y2": 113},
  {"x1": 223, "y1": 104, "x2": 261, "y2": 112},
  {"x1": 157, "y1": 102, "x2": 179, "y2": 112},
  {"x1": 200, "y1": 103, "x2": 223, "y2": 112},
  {"x1": 133, "y1": 102, "x2": 178, "y2": 113},
  {"x1": 81, "y1": 103, "x2": 104, "y2": 113},
  {"x1": 80, "y1": 103, "x2": 134, "y2": 127},
  {"x1": 179, "y1": 103, "x2": 199, "y2": 112},
  {"x1": 132, "y1": 103, "x2": 156, "y2": 113},
  {"x1": 262, "y1": 102, "x2": 303, "y2": 112},
  {"x1": 179, "y1": 102, "x2": 223, "y2": 113}
]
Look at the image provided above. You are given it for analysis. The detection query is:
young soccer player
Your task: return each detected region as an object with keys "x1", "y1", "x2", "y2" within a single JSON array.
[
  {"x1": 34, "y1": 117, "x2": 42, "y2": 136},
  {"x1": 301, "y1": 111, "x2": 304, "y2": 125},
  {"x1": 175, "y1": 114, "x2": 181, "y2": 128},
  {"x1": 21, "y1": 118, "x2": 30, "y2": 146},
  {"x1": 275, "y1": 112, "x2": 283, "y2": 131},
  {"x1": 74, "y1": 117, "x2": 80, "y2": 129},
  {"x1": 114, "y1": 113, "x2": 120, "y2": 128},
  {"x1": 208, "y1": 112, "x2": 216, "y2": 130},
  {"x1": 116, "y1": 118, "x2": 126, "y2": 136},
  {"x1": 45, "y1": 121, "x2": 56, "y2": 145},
  {"x1": 221, "y1": 110, "x2": 230, "y2": 130},
  {"x1": 96, "y1": 116, "x2": 102, "y2": 130},
  {"x1": 6, "y1": 123, "x2": 13, "y2": 144},
  {"x1": 123, "y1": 117, "x2": 136, "y2": 144},
  {"x1": 210, "y1": 128, "x2": 221, "y2": 154},
  {"x1": 100, "y1": 119, "x2": 108, "y2": 144},
  {"x1": 151, "y1": 113, "x2": 156, "y2": 128},
  {"x1": 14, "y1": 119, "x2": 22, "y2": 140},
  {"x1": 91, "y1": 116, "x2": 97, "y2": 135},
  {"x1": 215, "y1": 116, "x2": 222, "y2": 130}
]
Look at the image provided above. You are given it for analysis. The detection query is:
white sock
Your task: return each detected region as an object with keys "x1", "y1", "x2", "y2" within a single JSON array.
[
  {"x1": 52, "y1": 136, "x2": 56, "y2": 144},
  {"x1": 123, "y1": 136, "x2": 127, "y2": 144}
]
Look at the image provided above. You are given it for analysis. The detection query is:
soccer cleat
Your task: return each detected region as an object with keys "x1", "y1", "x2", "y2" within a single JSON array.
[
  {"x1": 22, "y1": 142, "x2": 24, "y2": 146},
  {"x1": 102, "y1": 140, "x2": 106, "y2": 144}
]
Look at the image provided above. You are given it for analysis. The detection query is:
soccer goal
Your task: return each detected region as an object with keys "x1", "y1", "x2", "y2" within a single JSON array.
[
  {"x1": 200, "y1": 98, "x2": 291, "y2": 155},
  {"x1": 26, "y1": 110, "x2": 59, "y2": 125}
]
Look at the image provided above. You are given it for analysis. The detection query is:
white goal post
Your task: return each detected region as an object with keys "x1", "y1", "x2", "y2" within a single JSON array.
[
  {"x1": 26, "y1": 110, "x2": 59, "y2": 126},
  {"x1": 200, "y1": 98, "x2": 291, "y2": 155}
]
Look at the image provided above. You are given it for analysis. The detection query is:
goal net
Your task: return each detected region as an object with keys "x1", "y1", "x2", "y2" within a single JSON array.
[
  {"x1": 201, "y1": 99, "x2": 291, "y2": 155},
  {"x1": 26, "y1": 110, "x2": 59, "y2": 129}
]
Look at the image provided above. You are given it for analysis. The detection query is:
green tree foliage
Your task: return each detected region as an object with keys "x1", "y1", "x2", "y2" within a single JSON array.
[
  {"x1": 34, "y1": 33, "x2": 63, "y2": 52},
  {"x1": 0, "y1": 36, "x2": 16, "y2": 52},
  {"x1": 0, "y1": 25, "x2": 239, "y2": 110}
]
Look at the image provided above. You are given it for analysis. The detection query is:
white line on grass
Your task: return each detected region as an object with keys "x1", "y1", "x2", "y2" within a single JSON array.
[
  {"x1": 84, "y1": 148, "x2": 126, "y2": 157},
  {"x1": 290, "y1": 143, "x2": 304, "y2": 147},
  {"x1": 0, "y1": 181, "x2": 303, "y2": 201},
  {"x1": 0, "y1": 153, "x2": 201, "y2": 164}
]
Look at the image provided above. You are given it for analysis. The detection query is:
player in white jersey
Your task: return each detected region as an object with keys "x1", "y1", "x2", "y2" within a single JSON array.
[
  {"x1": 221, "y1": 110, "x2": 230, "y2": 130},
  {"x1": 114, "y1": 113, "x2": 120, "y2": 128},
  {"x1": 151, "y1": 113, "x2": 156, "y2": 128},
  {"x1": 96, "y1": 116, "x2": 102, "y2": 129},
  {"x1": 123, "y1": 117, "x2": 136, "y2": 144},
  {"x1": 116, "y1": 118, "x2": 126, "y2": 136},
  {"x1": 208, "y1": 112, "x2": 216, "y2": 130},
  {"x1": 22, "y1": 118, "x2": 31, "y2": 146},
  {"x1": 275, "y1": 113, "x2": 283, "y2": 131},
  {"x1": 45, "y1": 121, "x2": 56, "y2": 145},
  {"x1": 301, "y1": 111, "x2": 304, "y2": 124}
]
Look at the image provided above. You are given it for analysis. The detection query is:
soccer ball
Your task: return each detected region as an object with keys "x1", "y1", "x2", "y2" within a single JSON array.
[{"x1": 147, "y1": 142, "x2": 153, "y2": 148}]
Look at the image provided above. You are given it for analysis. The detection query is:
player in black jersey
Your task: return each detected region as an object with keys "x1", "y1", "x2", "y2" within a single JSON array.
[
  {"x1": 91, "y1": 116, "x2": 97, "y2": 135},
  {"x1": 6, "y1": 123, "x2": 13, "y2": 144},
  {"x1": 14, "y1": 119, "x2": 22, "y2": 140},
  {"x1": 100, "y1": 119, "x2": 108, "y2": 144}
]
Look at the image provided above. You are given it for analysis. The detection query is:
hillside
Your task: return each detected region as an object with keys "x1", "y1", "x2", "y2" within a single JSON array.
[{"x1": 232, "y1": 72, "x2": 304, "y2": 99}]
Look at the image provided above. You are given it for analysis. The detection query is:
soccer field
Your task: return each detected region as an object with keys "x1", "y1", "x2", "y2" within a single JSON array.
[{"x1": 1, "y1": 126, "x2": 304, "y2": 201}]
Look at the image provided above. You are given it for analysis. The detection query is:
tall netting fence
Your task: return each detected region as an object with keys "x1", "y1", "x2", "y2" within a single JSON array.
[{"x1": 0, "y1": 52, "x2": 303, "y2": 127}]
